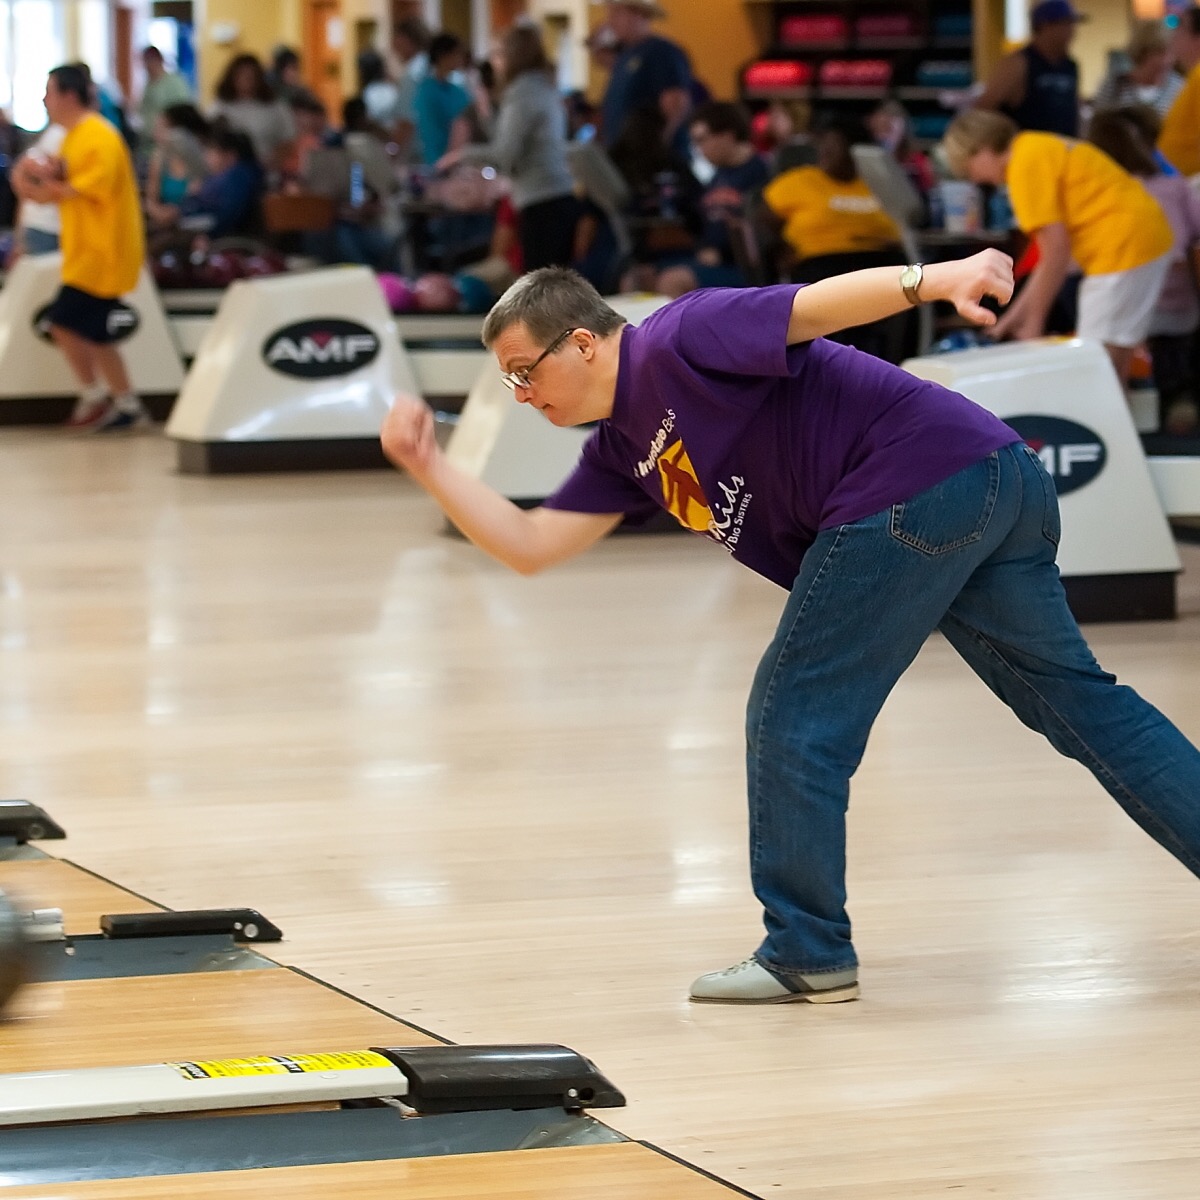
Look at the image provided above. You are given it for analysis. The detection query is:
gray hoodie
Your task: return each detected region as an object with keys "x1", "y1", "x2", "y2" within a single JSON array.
[{"x1": 459, "y1": 71, "x2": 574, "y2": 210}]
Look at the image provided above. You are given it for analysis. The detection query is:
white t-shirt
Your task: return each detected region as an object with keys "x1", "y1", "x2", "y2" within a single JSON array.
[{"x1": 20, "y1": 124, "x2": 66, "y2": 234}]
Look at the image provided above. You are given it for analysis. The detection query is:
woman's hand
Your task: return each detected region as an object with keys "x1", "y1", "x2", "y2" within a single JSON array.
[
  {"x1": 926, "y1": 249, "x2": 1015, "y2": 327},
  {"x1": 435, "y1": 148, "x2": 462, "y2": 174}
]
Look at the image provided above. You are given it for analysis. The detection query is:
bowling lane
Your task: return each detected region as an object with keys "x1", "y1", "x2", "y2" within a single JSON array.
[
  {"x1": 0, "y1": 1143, "x2": 751, "y2": 1199},
  {"x1": 0, "y1": 859, "x2": 162, "y2": 936},
  {"x1": 0, "y1": 969, "x2": 441, "y2": 1072}
]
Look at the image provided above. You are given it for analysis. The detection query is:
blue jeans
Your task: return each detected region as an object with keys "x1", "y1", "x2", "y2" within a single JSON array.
[{"x1": 749, "y1": 442, "x2": 1200, "y2": 981}]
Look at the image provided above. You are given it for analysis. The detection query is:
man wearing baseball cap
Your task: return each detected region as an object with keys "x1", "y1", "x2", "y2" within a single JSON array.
[
  {"x1": 974, "y1": 0, "x2": 1085, "y2": 137},
  {"x1": 598, "y1": 1, "x2": 693, "y2": 157}
]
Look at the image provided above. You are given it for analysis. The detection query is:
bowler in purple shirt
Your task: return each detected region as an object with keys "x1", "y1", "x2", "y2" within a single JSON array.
[{"x1": 383, "y1": 256, "x2": 1200, "y2": 1005}]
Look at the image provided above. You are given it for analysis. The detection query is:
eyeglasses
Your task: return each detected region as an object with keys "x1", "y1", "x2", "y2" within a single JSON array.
[{"x1": 500, "y1": 328, "x2": 575, "y2": 391}]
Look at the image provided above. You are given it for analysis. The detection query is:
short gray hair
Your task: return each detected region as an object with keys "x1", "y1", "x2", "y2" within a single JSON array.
[{"x1": 481, "y1": 268, "x2": 627, "y2": 349}]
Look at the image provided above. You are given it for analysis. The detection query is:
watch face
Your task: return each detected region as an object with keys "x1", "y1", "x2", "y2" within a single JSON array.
[{"x1": 901, "y1": 266, "x2": 919, "y2": 287}]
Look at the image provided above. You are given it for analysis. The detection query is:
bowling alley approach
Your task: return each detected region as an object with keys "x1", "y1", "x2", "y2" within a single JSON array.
[
  {"x1": 6, "y1": 2, "x2": 1200, "y2": 1198},
  {"x1": 0, "y1": 802, "x2": 753, "y2": 1197}
]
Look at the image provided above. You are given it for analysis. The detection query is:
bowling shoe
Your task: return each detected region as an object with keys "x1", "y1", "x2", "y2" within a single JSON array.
[
  {"x1": 689, "y1": 957, "x2": 859, "y2": 1004},
  {"x1": 94, "y1": 400, "x2": 152, "y2": 432}
]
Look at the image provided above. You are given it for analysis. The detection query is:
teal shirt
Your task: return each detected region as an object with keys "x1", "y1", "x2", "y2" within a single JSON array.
[{"x1": 414, "y1": 75, "x2": 470, "y2": 165}]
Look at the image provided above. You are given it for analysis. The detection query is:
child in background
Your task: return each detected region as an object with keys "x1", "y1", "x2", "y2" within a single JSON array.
[
  {"x1": 144, "y1": 104, "x2": 210, "y2": 232},
  {"x1": 655, "y1": 101, "x2": 769, "y2": 296}
]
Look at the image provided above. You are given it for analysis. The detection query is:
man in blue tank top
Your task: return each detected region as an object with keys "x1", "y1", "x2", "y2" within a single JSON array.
[{"x1": 974, "y1": 0, "x2": 1084, "y2": 137}]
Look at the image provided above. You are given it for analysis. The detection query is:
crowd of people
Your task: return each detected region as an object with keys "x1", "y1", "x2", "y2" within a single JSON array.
[
  {"x1": 945, "y1": 2, "x2": 1200, "y2": 432},
  {"x1": 10, "y1": 1, "x2": 1200, "y2": 433}
]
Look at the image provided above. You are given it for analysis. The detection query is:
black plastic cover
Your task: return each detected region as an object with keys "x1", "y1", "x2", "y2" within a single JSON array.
[
  {"x1": 99, "y1": 909, "x2": 283, "y2": 943},
  {"x1": 371, "y1": 1044, "x2": 626, "y2": 1114},
  {"x1": 0, "y1": 801, "x2": 66, "y2": 843}
]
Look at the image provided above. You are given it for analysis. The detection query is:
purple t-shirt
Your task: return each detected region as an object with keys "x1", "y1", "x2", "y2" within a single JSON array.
[{"x1": 543, "y1": 286, "x2": 1019, "y2": 590}]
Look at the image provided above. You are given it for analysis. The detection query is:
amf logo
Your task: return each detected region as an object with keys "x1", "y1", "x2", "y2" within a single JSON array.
[
  {"x1": 262, "y1": 319, "x2": 381, "y2": 379},
  {"x1": 1005, "y1": 415, "x2": 1107, "y2": 496}
]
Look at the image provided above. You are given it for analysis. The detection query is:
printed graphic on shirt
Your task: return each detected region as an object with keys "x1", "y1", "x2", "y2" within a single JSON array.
[
  {"x1": 636, "y1": 409, "x2": 676, "y2": 478},
  {"x1": 710, "y1": 473, "x2": 754, "y2": 551},
  {"x1": 657, "y1": 440, "x2": 714, "y2": 532},
  {"x1": 828, "y1": 195, "x2": 883, "y2": 214}
]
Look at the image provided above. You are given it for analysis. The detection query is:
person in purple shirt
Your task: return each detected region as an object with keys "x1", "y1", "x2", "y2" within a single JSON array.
[{"x1": 381, "y1": 256, "x2": 1200, "y2": 1005}]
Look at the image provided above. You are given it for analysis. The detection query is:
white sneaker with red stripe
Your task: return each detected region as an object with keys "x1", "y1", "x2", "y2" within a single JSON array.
[{"x1": 64, "y1": 395, "x2": 114, "y2": 430}]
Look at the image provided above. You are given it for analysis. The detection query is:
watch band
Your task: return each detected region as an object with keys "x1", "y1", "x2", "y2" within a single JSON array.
[{"x1": 901, "y1": 263, "x2": 924, "y2": 306}]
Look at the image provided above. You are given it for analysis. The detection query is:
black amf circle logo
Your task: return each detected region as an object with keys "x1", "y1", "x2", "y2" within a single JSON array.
[
  {"x1": 33, "y1": 301, "x2": 140, "y2": 343},
  {"x1": 1006, "y1": 415, "x2": 1107, "y2": 496},
  {"x1": 262, "y1": 319, "x2": 381, "y2": 379}
]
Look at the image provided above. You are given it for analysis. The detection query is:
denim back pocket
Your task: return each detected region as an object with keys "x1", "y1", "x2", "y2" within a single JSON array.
[
  {"x1": 1020, "y1": 443, "x2": 1061, "y2": 546},
  {"x1": 889, "y1": 451, "x2": 1001, "y2": 555}
]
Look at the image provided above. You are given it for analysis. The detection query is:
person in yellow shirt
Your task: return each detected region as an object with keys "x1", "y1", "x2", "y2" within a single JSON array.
[
  {"x1": 1158, "y1": 7, "x2": 1200, "y2": 177},
  {"x1": 21, "y1": 64, "x2": 148, "y2": 430},
  {"x1": 763, "y1": 115, "x2": 903, "y2": 358},
  {"x1": 942, "y1": 109, "x2": 1172, "y2": 386},
  {"x1": 763, "y1": 116, "x2": 901, "y2": 268}
]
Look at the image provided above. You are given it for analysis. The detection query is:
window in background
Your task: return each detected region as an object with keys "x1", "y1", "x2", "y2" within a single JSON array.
[
  {"x1": 10, "y1": 0, "x2": 67, "y2": 131},
  {"x1": 0, "y1": 5, "x2": 10, "y2": 118},
  {"x1": 78, "y1": 0, "x2": 112, "y2": 86},
  {"x1": 148, "y1": 15, "x2": 195, "y2": 92},
  {"x1": 1005, "y1": 0, "x2": 1030, "y2": 45},
  {"x1": 147, "y1": 17, "x2": 178, "y2": 66}
]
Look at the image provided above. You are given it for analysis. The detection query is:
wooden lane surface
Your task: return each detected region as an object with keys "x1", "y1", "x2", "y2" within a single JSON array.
[
  {"x1": 0, "y1": 1144, "x2": 747, "y2": 1199},
  {"x1": 0, "y1": 970, "x2": 440, "y2": 1072},
  {"x1": 0, "y1": 859, "x2": 161, "y2": 936}
]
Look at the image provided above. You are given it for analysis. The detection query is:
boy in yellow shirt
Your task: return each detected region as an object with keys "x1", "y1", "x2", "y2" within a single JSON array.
[
  {"x1": 942, "y1": 109, "x2": 1172, "y2": 386},
  {"x1": 21, "y1": 64, "x2": 148, "y2": 430}
]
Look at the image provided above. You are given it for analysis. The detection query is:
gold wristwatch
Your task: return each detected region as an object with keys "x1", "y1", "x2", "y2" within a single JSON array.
[{"x1": 900, "y1": 262, "x2": 924, "y2": 306}]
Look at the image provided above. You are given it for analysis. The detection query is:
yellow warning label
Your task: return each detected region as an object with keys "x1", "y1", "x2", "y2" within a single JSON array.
[{"x1": 169, "y1": 1051, "x2": 393, "y2": 1081}]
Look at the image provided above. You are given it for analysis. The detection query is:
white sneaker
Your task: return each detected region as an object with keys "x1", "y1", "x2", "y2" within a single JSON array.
[
  {"x1": 689, "y1": 958, "x2": 859, "y2": 1005},
  {"x1": 93, "y1": 401, "x2": 152, "y2": 432},
  {"x1": 64, "y1": 395, "x2": 113, "y2": 430}
]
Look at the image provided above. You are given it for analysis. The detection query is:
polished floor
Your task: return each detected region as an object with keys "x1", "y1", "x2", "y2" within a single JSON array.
[{"x1": 3, "y1": 429, "x2": 1200, "y2": 1198}]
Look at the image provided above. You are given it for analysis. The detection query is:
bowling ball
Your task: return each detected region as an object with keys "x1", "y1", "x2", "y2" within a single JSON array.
[
  {"x1": 239, "y1": 250, "x2": 287, "y2": 278},
  {"x1": 751, "y1": 110, "x2": 771, "y2": 150},
  {"x1": 454, "y1": 273, "x2": 493, "y2": 315},
  {"x1": 930, "y1": 329, "x2": 991, "y2": 355},
  {"x1": 191, "y1": 250, "x2": 245, "y2": 289},
  {"x1": 0, "y1": 891, "x2": 29, "y2": 1016},
  {"x1": 152, "y1": 252, "x2": 190, "y2": 290},
  {"x1": 378, "y1": 272, "x2": 418, "y2": 314},
  {"x1": 413, "y1": 272, "x2": 460, "y2": 314}
]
